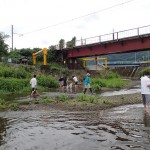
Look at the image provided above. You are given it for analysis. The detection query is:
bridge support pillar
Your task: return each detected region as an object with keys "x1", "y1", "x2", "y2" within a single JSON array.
[{"x1": 67, "y1": 58, "x2": 76, "y2": 69}]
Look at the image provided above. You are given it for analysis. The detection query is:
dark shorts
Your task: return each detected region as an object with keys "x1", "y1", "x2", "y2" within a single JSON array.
[
  {"x1": 142, "y1": 94, "x2": 150, "y2": 105},
  {"x1": 31, "y1": 88, "x2": 37, "y2": 94},
  {"x1": 75, "y1": 82, "x2": 78, "y2": 85},
  {"x1": 63, "y1": 81, "x2": 67, "y2": 86}
]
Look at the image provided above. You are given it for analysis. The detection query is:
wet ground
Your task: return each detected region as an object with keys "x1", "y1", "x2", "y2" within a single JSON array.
[
  {"x1": 101, "y1": 85, "x2": 141, "y2": 96},
  {"x1": 0, "y1": 104, "x2": 150, "y2": 150},
  {"x1": 1, "y1": 79, "x2": 141, "y2": 102},
  {"x1": 1, "y1": 79, "x2": 147, "y2": 150},
  {"x1": 16, "y1": 83, "x2": 141, "y2": 101}
]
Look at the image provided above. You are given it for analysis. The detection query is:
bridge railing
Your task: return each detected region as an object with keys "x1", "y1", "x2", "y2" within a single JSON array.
[
  {"x1": 75, "y1": 25, "x2": 150, "y2": 47},
  {"x1": 139, "y1": 25, "x2": 150, "y2": 35},
  {"x1": 55, "y1": 25, "x2": 150, "y2": 50}
]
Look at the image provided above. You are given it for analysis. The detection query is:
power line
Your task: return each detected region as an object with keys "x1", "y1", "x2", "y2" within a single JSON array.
[{"x1": 20, "y1": 0, "x2": 136, "y2": 36}]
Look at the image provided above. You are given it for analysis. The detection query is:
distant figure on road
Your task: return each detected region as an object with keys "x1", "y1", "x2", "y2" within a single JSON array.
[
  {"x1": 83, "y1": 73, "x2": 94, "y2": 95},
  {"x1": 141, "y1": 71, "x2": 150, "y2": 111}
]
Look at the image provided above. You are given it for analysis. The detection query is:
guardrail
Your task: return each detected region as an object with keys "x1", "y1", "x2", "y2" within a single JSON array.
[
  {"x1": 55, "y1": 25, "x2": 150, "y2": 50},
  {"x1": 75, "y1": 25, "x2": 150, "y2": 46}
]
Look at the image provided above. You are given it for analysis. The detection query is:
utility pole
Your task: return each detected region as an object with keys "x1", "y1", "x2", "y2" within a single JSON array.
[{"x1": 11, "y1": 25, "x2": 13, "y2": 51}]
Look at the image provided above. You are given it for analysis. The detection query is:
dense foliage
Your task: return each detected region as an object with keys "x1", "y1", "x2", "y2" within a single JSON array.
[
  {"x1": 0, "y1": 32, "x2": 8, "y2": 60},
  {"x1": 0, "y1": 78, "x2": 29, "y2": 92},
  {"x1": 0, "y1": 64, "x2": 59, "y2": 92},
  {"x1": 0, "y1": 65, "x2": 30, "y2": 78},
  {"x1": 90, "y1": 71, "x2": 126, "y2": 91}
]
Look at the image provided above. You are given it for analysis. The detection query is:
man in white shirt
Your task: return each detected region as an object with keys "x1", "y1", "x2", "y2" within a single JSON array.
[
  {"x1": 141, "y1": 71, "x2": 150, "y2": 111},
  {"x1": 30, "y1": 74, "x2": 39, "y2": 97},
  {"x1": 72, "y1": 76, "x2": 78, "y2": 93}
]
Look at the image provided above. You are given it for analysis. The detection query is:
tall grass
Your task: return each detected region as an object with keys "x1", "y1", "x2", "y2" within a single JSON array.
[
  {"x1": 76, "y1": 94, "x2": 99, "y2": 103},
  {"x1": 37, "y1": 75, "x2": 58, "y2": 88},
  {"x1": 0, "y1": 64, "x2": 59, "y2": 94},
  {"x1": 0, "y1": 77, "x2": 29, "y2": 92},
  {"x1": 0, "y1": 65, "x2": 31, "y2": 78},
  {"x1": 91, "y1": 78, "x2": 127, "y2": 91}
]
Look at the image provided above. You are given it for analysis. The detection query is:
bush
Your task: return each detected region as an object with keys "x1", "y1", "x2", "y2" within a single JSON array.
[
  {"x1": 0, "y1": 65, "x2": 30, "y2": 79},
  {"x1": 8, "y1": 103, "x2": 19, "y2": 111},
  {"x1": 104, "y1": 71, "x2": 120, "y2": 79},
  {"x1": 0, "y1": 77, "x2": 29, "y2": 92},
  {"x1": 48, "y1": 63, "x2": 68, "y2": 75},
  {"x1": 76, "y1": 94, "x2": 99, "y2": 103},
  {"x1": 91, "y1": 78, "x2": 127, "y2": 90},
  {"x1": 40, "y1": 97, "x2": 55, "y2": 103},
  {"x1": 37, "y1": 75, "x2": 58, "y2": 88},
  {"x1": 92, "y1": 78, "x2": 106, "y2": 87},
  {"x1": 57, "y1": 94, "x2": 69, "y2": 102},
  {"x1": 91, "y1": 84, "x2": 101, "y2": 91},
  {"x1": 0, "y1": 99, "x2": 8, "y2": 110},
  {"x1": 101, "y1": 78, "x2": 127, "y2": 88}
]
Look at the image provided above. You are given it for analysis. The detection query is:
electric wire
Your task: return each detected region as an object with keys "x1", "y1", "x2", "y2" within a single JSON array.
[{"x1": 18, "y1": 0, "x2": 136, "y2": 37}]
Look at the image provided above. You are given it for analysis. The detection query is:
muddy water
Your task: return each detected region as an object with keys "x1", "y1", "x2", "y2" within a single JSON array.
[{"x1": 0, "y1": 104, "x2": 150, "y2": 150}]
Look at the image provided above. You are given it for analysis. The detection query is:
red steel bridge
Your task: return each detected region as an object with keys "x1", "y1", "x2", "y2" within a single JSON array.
[{"x1": 59, "y1": 25, "x2": 150, "y2": 69}]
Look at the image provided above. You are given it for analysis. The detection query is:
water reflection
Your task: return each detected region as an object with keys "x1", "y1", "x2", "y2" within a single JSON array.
[{"x1": 0, "y1": 105, "x2": 150, "y2": 150}]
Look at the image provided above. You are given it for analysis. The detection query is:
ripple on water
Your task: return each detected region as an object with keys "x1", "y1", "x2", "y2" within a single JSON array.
[{"x1": 0, "y1": 106, "x2": 150, "y2": 150}]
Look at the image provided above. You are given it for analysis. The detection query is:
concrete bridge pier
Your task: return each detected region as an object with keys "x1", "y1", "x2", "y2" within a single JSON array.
[
  {"x1": 66, "y1": 58, "x2": 83, "y2": 69},
  {"x1": 67, "y1": 58, "x2": 76, "y2": 69}
]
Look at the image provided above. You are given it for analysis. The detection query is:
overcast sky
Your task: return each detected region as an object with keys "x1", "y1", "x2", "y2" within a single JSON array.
[{"x1": 0, "y1": 0, "x2": 150, "y2": 49}]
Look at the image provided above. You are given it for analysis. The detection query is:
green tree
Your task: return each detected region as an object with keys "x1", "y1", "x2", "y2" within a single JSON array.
[
  {"x1": 0, "y1": 32, "x2": 9, "y2": 59},
  {"x1": 47, "y1": 45, "x2": 58, "y2": 62},
  {"x1": 19, "y1": 48, "x2": 33, "y2": 57},
  {"x1": 8, "y1": 50, "x2": 21, "y2": 63},
  {"x1": 59, "y1": 39, "x2": 65, "y2": 50},
  {"x1": 66, "y1": 36, "x2": 76, "y2": 48}
]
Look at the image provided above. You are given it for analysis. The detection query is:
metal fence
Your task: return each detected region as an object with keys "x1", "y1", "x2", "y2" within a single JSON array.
[{"x1": 74, "y1": 25, "x2": 150, "y2": 47}]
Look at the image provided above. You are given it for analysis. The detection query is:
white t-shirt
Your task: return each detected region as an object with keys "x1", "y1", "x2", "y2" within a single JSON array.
[
  {"x1": 30, "y1": 77, "x2": 37, "y2": 88},
  {"x1": 73, "y1": 76, "x2": 78, "y2": 82},
  {"x1": 141, "y1": 75, "x2": 150, "y2": 94}
]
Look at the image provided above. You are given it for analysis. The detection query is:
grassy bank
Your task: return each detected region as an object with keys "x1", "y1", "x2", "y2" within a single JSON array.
[
  {"x1": 0, "y1": 64, "x2": 146, "y2": 111},
  {"x1": 0, "y1": 92, "x2": 142, "y2": 111},
  {"x1": 0, "y1": 64, "x2": 59, "y2": 94}
]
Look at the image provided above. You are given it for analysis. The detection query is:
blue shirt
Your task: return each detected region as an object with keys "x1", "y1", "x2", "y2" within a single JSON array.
[{"x1": 84, "y1": 76, "x2": 90, "y2": 85}]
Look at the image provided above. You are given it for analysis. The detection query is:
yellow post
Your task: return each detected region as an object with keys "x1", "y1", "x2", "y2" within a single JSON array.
[
  {"x1": 42, "y1": 48, "x2": 48, "y2": 65},
  {"x1": 32, "y1": 53, "x2": 37, "y2": 65},
  {"x1": 104, "y1": 58, "x2": 108, "y2": 68},
  {"x1": 83, "y1": 60, "x2": 86, "y2": 68}
]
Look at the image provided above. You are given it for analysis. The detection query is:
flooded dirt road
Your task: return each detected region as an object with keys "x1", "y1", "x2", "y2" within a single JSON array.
[{"x1": 0, "y1": 104, "x2": 150, "y2": 150}]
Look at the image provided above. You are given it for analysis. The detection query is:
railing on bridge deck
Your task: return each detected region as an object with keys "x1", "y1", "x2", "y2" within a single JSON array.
[
  {"x1": 55, "y1": 25, "x2": 150, "y2": 50},
  {"x1": 75, "y1": 25, "x2": 150, "y2": 46}
]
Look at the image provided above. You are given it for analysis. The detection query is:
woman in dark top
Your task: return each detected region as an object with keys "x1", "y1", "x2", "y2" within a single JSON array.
[{"x1": 62, "y1": 76, "x2": 67, "y2": 92}]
